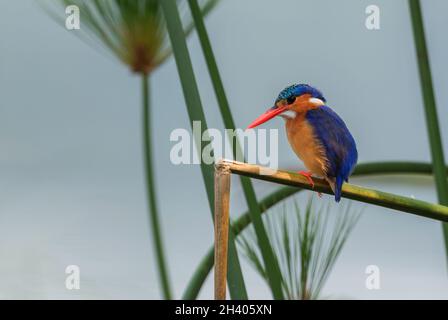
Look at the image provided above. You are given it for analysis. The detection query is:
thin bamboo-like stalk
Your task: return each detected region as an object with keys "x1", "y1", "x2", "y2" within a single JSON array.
[
  {"x1": 187, "y1": 0, "x2": 283, "y2": 299},
  {"x1": 214, "y1": 163, "x2": 231, "y2": 300},
  {"x1": 142, "y1": 76, "x2": 172, "y2": 299},
  {"x1": 408, "y1": 0, "x2": 448, "y2": 257},
  {"x1": 159, "y1": 0, "x2": 247, "y2": 299}
]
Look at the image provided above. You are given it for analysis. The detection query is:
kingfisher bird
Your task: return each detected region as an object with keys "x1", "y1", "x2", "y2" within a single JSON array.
[{"x1": 247, "y1": 84, "x2": 358, "y2": 202}]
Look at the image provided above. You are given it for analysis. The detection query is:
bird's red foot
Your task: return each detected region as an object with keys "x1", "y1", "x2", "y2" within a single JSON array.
[
  {"x1": 298, "y1": 171, "x2": 323, "y2": 198},
  {"x1": 298, "y1": 171, "x2": 315, "y2": 189}
]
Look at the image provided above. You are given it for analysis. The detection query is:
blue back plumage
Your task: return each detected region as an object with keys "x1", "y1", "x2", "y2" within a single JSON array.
[{"x1": 305, "y1": 106, "x2": 358, "y2": 202}]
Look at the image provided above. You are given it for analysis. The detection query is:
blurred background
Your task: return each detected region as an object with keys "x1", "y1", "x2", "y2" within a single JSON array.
[{"x1": 1, "y1": 0, "x2": 447, "y2": 299}]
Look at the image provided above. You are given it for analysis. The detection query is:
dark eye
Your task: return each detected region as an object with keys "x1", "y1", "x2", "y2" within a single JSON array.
[{"x1": 286, "y1": 96, "x2": 296, "y2": 104}]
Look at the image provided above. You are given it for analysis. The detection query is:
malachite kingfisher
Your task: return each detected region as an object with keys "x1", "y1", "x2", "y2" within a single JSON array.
[{"x1": 247, "y1": 84, "x2": 358, "y2": 202}]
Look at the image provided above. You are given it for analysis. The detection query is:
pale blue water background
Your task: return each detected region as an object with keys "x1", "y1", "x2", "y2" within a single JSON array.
[{"x1": 0, "y1": 0, "x2": 447, "y2": 299}]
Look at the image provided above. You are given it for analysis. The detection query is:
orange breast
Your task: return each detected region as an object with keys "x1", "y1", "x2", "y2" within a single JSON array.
[{"x1": 285, "y1": 113, "x2": 328, "y2": 177}]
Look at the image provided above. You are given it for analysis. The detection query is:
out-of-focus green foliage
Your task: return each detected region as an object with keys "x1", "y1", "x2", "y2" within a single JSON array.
[
  {"x1": 44, "y1": 0, "x2": 221, "y2": 300},
  {"x1": 239, "y1": 197, "x2": 361, "y2": 299},
  {"x1": 158, "y1": 0, "x2": 248, "y2": 299},
  {"x1": 187, "y1": 0, "x2": 284, "y2": 299},
  {"x1": 408, "y1": 0, "x2": 448, "y2": 259},
  {"x1": 48, "y1": 0, "x2": 219, "y2": 73}
]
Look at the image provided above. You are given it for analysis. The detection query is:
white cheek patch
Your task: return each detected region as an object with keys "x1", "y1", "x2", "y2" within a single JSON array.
[
  {"x1": 280, "y1": 110, "x2": 297, "y2": 119},
  {"x1": 309, "y1": 98, "x2": 325, "y2": 106}
]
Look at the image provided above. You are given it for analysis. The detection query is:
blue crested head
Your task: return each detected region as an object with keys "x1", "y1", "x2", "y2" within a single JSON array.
[
  {"x1": 275, "y1": 84, "x2": 326, "y2": 104},
  {"x1": 248, "y1": 83, "x2": 328, "y2": 128}
]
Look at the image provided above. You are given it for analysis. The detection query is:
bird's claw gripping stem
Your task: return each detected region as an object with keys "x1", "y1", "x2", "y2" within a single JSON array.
[
  {"x1": 298, "y1": 171, "x2": 315, "y2": 189},
  {"x1": 298, "y1": 171, "x2": 323, "y2": 197}
]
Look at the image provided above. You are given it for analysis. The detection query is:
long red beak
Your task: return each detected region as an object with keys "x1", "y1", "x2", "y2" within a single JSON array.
[{"x1": 247, "y1": 106, "x2": 287, "y2": 129}]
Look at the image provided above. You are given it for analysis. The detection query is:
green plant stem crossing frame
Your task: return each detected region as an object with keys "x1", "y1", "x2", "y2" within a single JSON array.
[
  {"x1": 187, "y1": 0, "x2": 283, "y2": 299},
  {"x1": 213, "y1": 160, "x2": 448, "y2": 299},
  {"x1": 142, "y1": 76, "x2": 172, "y2": 299},
  {"x1": 159, "y1": 0, "x2": 247, "y2": 299},
  {"x1": 183, "y1": 161, "x2": 448, "y2": 299},
  {"x1": 221, "y1": 160, "x2": 448, "y2": 221},
  {"x1": 408, "y1": 0, "x2": 448, "y2": 258}
]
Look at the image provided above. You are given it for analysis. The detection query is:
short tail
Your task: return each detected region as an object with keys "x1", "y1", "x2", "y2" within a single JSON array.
[{"x1": 326, "y1": 175, "x2": 344, "y2": 202}]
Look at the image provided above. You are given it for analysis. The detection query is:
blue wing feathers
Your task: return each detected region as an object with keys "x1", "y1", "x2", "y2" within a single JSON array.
[{"x1": 305, "y1": 106, "x2": 357, "y2": 202}]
